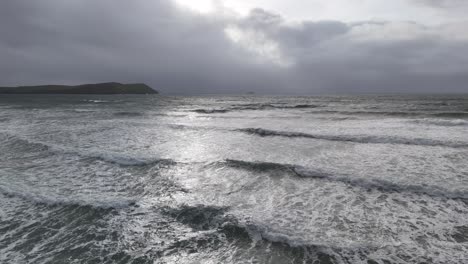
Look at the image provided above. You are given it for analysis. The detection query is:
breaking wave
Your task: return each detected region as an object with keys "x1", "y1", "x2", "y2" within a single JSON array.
[
  {"x1": 411, "y1": 118, "x2": 468, "y2": 127},
  {"x1": 431, "y1": 112, "x2": 468, "y2": 118},
  {"x1": 308, "y1": 110, "x2": 468, "y2": 118},
  {"x1": 83, "y1": 99, "x2": 112, "y2": 103},
  {"x1": 79, "y1": 151, "x2": 175, "y2": 166},
  {"x1": 221, "y1": 159, "x2": 468, "y2": 200},
  {"x1": 113, "y1": 111, "x2": 144, "y2": 117},
  {"x1": 0, "y1": 132, "x2": 175, "y2": 167},
  {"x1": 237, "y1": 128, "x2": 468, "y2": 148},
  {"x1": 163, "y1": 204, "x2": 334, "y2": 247},
  {"x1": 162, "y1": 204, "x2": 373, "y2": 263},
  {"x1": 192, "y1": 104, "x2": 321, "y2": 114},
  {"x1": 0, "y1": 132, "x2": 51, "y2": 152},
  {"x1": 193, "y1": 109, "x2": 229, "y2": 114},
  {"x1": 0, "y1": 185, "x2": 136, "y2": 209}
]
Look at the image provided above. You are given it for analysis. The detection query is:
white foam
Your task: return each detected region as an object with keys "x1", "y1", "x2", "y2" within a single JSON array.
[{"x1": 171, "y1": 162, "x2": 468, "y2": 264}]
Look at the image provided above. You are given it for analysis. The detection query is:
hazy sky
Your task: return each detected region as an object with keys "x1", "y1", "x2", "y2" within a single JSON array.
[{"x1": 1, "y1": 0, "x2": 467, "y2": 94}]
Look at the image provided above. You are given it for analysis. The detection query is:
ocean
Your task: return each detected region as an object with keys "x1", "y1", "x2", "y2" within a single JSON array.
[{"x1": 0, "y1": 94, "x2": 467, "y2": 264}]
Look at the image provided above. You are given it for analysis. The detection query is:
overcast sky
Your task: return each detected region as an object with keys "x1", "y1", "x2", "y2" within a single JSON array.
[{"x1": 1, "y1": 0, "x2": 467, "y2": 94}]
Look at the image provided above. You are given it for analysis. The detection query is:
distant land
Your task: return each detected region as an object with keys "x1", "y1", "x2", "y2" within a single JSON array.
[{"x1": 0, "y1": 82, "x2": 158, "y2": 94}]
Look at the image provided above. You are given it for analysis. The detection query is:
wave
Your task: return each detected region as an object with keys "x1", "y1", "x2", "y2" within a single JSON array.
[
  {"x1": 193, "y1": 109, "x2": 229, "y2": 114},
  {"x1": 0, "y1": 132, "x2": 51, "y2": 152},
  {"x1": 167, "y1": 124, "x2": 218, "y2": 132},
  {"x1": 237, "y1": 128, "x2": 468, "y2": 148},
  {"x1": 287, "y1": 104, "x2": 321, "y2": 109},
  {"x1": 153, "y1": 113, "x2": 188, "y2": 117},
  {"x1": 192, "y1": 104, "x2": 321, "y2": 114},
  {"x1": 0, "y1": 132, "x2": 175, "y2": 167},
  {"x1": 306, "y1": 110, "x2": 421, "y2": 117},
  {"x1": 0, "y1": 184, "x2": 136, "y2": 209},
  {"x1": 83, "y1": 99, "x2": 112, "y2": 103},
  {"x1": 161, "y1": 203, "x2": 463, "y2": 263},
  {"x1": 113, "y1": 111, "x2": 144, "y2": 117},
  {"x1": 162, "y1": 204, "x2": 351, "y2": 263},
  {"x1": 221, "y1": 159, "x2": 468, "y2": 200},
  {"x1": 234, "y1": 103, "x2": 321, "y2": 110},
  {"x1": 162, "y1": 204, "x2": 230, "y2": 231},
  {"x1": 411, "y1": 119, "x2": 468, "y2": 127},
  {"x1": 431, "y1": 112, "x2": 468, "y2": 118},
  {"x1": 309, "y1": 110, "x2": 468, "y2": 118},
  {"x1": 79, "y1": 151, "x2": 175, "y2": 166},
  {"x1": 223, "y1": 159, "x2": 299, "y2": 175},
  {"x1": 162, "y1": 204, "x2": 304, "y2": 245},
  {"x1": 71, "y1": 109, "x2": 96, "y2": 113}
]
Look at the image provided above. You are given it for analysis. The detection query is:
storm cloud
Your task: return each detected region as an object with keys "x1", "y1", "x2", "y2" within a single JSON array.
[{"x1": 1, "y1": 0, "x2": 467, "y2": 94}]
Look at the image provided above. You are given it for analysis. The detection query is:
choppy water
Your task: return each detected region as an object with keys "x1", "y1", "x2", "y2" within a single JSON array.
[{"x1": 0, "y1": 94, "x2": 468, "y2": 264}]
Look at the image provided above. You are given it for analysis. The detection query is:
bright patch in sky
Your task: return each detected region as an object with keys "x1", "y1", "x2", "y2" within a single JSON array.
[
  {"x1": 225, "y1": 25, "x2": 292, "y2": 67},
  {"x1": 173, "y1": 0, "x2": 459, "y2": 25},
  {"x1": 174, "y1": 0, "x2": 215, "y2": 13}
]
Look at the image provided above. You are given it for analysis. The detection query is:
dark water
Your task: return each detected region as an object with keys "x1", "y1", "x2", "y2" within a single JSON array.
[{"x1": 0, "y1": 94, "x2": 467, "y2": 264}]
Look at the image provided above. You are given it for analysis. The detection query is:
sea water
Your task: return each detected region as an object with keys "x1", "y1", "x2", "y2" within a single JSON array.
[{"x1": 0, "y1": 94, "x2": 467, "y2": 263}]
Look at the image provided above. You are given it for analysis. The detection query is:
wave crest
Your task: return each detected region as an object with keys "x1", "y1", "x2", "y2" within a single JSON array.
[
  {"x1": 162, "y1": 204, "x2": 342, "y2": 262},
  {"x1": 0, "y1": 132, "x2": 175, "y2": 167},
  {"x1": 113, "y1": 111, "x2": 144, "y2": 117},
  {"x1": 192, "y1": 104, "x2": 321, "y2": 114},
  {"x1": 411, "y1": 118, "x2": 468, "y2": 127},
  {"x1": 238, "y1": 128, "x2": 468, "y2": 148},
  {"x1": 0, "y1": 185, "x2": 136, "y2": 209},
  {"x1": 221, "y1": 159, "x2": 468, "y2": 200}
]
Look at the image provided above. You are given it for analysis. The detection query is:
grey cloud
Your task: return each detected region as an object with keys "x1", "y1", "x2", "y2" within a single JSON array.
[
  {"x1": 0, "y1": 0, "x2": 467, "y2": 94},
  {"x1": 230, "y1": 10, "x2": 468, "y2": 92},
  {"x1": 414, "y1": 0, "x2": 467, "y2": 8},
  {"x1": 0, "y1": 0, "x2": 281, "y2": 93},
  {"x1": 239, "y1": 9, "x2": 349, "y2": 48},
  {"x1": 244, "y1": 8, "x2": 284, "y2": 27}
]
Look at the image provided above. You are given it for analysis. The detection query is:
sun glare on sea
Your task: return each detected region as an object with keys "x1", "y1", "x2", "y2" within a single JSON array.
[{"x1": 174, "y1": 0, "x2": 215, "y2": 13}]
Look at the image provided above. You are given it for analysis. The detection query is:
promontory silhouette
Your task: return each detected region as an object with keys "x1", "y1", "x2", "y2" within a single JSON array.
[{"x1": 0, "y1": 82, "x2": 158, "y2": 94}]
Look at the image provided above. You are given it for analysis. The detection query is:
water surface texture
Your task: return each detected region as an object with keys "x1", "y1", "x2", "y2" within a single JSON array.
[{"x1": 1, "y1": 95, "x2": 467, "y2": 264}]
